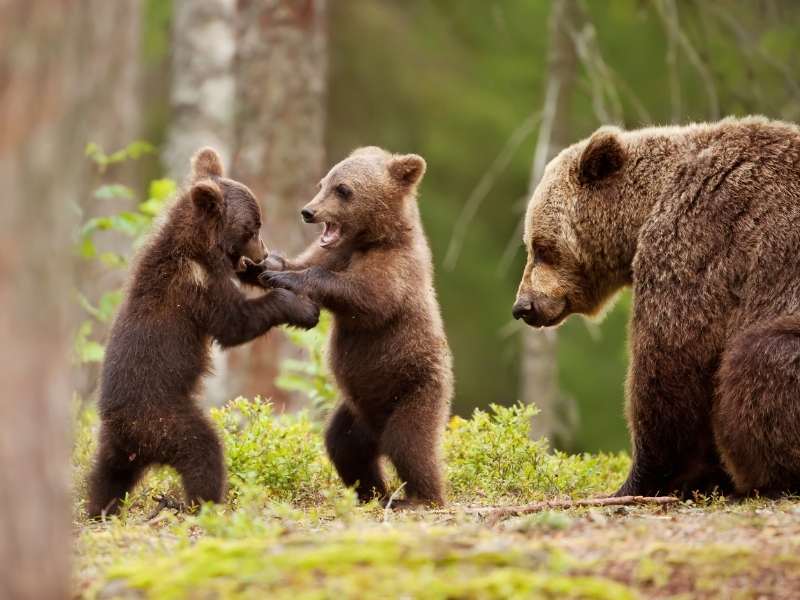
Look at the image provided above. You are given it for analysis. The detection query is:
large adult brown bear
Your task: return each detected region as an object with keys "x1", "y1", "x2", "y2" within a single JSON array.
[{"x1": 512, "y1": 116, "x2": 800, "y2": 498}]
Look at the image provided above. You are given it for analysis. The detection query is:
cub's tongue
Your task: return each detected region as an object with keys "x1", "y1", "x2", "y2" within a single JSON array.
[{"x1": 320, "y1": 222, "x2": 341, "y2": 247}]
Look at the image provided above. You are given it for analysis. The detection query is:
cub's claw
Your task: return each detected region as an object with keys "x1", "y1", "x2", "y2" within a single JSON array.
[
  {"x1": 236, "y1": 256, "x2": 268, "y2": 287},
  {"x1": 236, "y1": 256, "x2": 256, "y2": 273},
  {"x1": 262, "y1": 253, "x2": 287, "y2": 271}
]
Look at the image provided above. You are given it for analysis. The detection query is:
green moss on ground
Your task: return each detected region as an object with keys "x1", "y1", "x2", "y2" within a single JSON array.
[{"x1": 73, "y1": 400, "x2": 800, "y2": 599}]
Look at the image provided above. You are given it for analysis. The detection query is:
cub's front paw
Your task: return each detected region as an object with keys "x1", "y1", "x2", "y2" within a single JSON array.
[
  {"x1": 236, "y1": 256, "x2": 267, "y2": 286},
  {"x1": 269, "y1": 288, "x2": 320, "y2": 330},
  {"x1": 259, "y1": 270, "x2": 303, "y2": 293},
  {"x1": 289, "y1": 295, "x2": 320, "y2": 330},
  {"x1": 262, "y1": 253, "x2": 287, "y2": 271}
]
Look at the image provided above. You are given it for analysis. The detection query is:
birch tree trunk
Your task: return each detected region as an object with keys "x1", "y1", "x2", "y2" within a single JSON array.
[
  {"x1": 165, "y1": 0, "x2": 237, "y2": 406},
  {"x1": 229, "y1": 0, "x2": 328, "y2": 405},
  {"x1": 523, "y1": 0, "x2": 581, "y2": 442},
  {"x1": 164, "y1": 0, "x2": 237, "y2": 179},
  {"x1": 0, "y1": 1, "x2": 140, "y2": 596}
]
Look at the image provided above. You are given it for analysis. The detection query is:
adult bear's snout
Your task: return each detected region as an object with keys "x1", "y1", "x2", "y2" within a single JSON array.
[{"x1": 512, "y1": 293, "x2": 567, "y2": 328}]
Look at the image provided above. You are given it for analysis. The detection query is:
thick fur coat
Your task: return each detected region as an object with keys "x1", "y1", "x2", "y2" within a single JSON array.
[
  {"x1": 513, "y1": 116, "x2": 800, "y2": 497},
  {"x1": 258, "y1": 147, "x2": 453, "y2": 507},
  {"x1": 87, "y1": 148, "x2": 319, "y2": 517}
]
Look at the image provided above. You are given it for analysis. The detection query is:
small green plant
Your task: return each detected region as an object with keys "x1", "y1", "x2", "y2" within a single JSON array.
[
  {"x1": 446, "y1": 403, "x2": 549, "y2": 502},
  {"x1": 72, "y1": 396, "x2": 628, "y2": 521},
  {"x1": 275, "y1": 311, "x2": 338, "y2": 415},
  {"x1": 446, "y1": 403, "x2": 629, "y2": 503},
  {"x1": 211, "y1": 397, "x2": 337, "y2": 504},
  {"x1": 73, "y1": 141, "x2": 175, "y2": 365}
]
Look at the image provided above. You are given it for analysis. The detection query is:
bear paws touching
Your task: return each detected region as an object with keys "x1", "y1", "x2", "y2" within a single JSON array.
[
  {"x1": 267, "y1": 288, "x2": 320, "y2": 330},
  {"x1": 236, "y1": 256, "x2": 320, "y2": 330}
]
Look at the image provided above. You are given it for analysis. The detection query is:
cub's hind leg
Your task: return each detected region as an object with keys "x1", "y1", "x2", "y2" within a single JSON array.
[
  {"x1": 87, "y1": 428, "x2": 147, "y2": 518},
  {"x1": 714, "y1": 316, "x2": 800, "y2": 494},
  {"x1": 162, "y1": 408, "x2": 226, "y2": 508},
  {"x1": 325, "y1": 403, "x2": 387, "y2": 503},
  {"x1": 381, "y1": 391, "x2": 449, "y2": 508}
]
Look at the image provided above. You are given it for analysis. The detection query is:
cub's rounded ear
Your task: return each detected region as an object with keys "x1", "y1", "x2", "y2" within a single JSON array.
[
  {"x1": 388, "y1": 153, "x2": 427, "y2": 187},
  {"x1": 577, "y1": 128, "x2": 626, "y2": 185},
  {"x1": 191, "y1": 180, "x2": 224, "y2": 216},
  {"x1": 191, "y1": 147, "x2": 224, "y2": 180}
]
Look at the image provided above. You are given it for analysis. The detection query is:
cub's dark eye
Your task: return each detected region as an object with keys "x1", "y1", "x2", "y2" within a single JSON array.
[{"x1": 334, "y1": 183, "x2": 352, "y2": 200}]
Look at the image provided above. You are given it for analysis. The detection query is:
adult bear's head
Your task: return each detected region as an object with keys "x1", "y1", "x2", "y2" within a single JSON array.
[{"x1": 513, "y1": 126, "x2": 636, "y2": 328}]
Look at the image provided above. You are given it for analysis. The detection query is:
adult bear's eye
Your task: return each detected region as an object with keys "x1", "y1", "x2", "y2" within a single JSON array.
[
  {"x1": 531, "y1": 243, "x2": 559, "y2": 267},
  {"x1": 334, "y1": 183, "x2": 352, "y2": 200},
  {"x1": 530, "y1": 244, "x2": 540, "y2": 266}
]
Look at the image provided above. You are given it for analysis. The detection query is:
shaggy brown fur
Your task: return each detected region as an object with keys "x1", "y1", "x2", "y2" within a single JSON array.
[
  {"x1": 86, "y1": 148, "x2": 319, "y2": 518},
  {"x1": 513, "y1": 116, "x2": 800, "y2": 497},
  {"x1": 256, "y1": 147, "x2": 453, "y2": 507}
]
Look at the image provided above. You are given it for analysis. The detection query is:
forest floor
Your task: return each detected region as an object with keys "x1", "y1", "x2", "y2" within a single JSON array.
[
  {"x1": 74, "y1": 493, "x2": 800, "y2": 599},
  {"x1": 72, "y1": 400, "x2": 800, "y2": 599}
]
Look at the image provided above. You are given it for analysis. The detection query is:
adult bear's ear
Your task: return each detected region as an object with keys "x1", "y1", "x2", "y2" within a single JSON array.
[
  {"x1": 577, "y1": 128, "x2": 626, "y2": 185},
  {"x1": 191, "y1": 147, "x2": 224, "y2": 180},
  {"x1": 388, "y1": 153, "x2": 427, "y2": 187},
  {"x1": 191, "y1": 179, "x2": 224, "y2": 217}
]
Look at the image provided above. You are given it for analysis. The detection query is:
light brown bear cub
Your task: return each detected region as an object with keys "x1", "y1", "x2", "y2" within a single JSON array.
[
  {"x1": 513, "y1": 116, "x2": 800, "y2": 498},
  {"x1": 258, "y1": 147, "x2": 453, "y2": 507}
]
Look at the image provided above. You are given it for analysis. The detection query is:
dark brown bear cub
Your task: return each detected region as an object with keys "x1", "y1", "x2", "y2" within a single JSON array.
[
  {"x1": 86, "y1": 148, "x2": 319, "y2": 518},
  {"x1": 258, "y1": 147, "x2": 453, "y2": 507}
]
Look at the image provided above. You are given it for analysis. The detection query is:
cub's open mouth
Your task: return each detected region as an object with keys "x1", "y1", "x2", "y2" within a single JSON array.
[{"x1": 320, "y1": 222, "x2": 342, "y2": 248}]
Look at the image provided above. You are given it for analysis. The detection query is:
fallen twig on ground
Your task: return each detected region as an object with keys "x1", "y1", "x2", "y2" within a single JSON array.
[
  {"x1": 431, "y1": 495, "x2": 680, "y2": 525},
  {"x1": 146, "y1": 495, "x2": 187, "y2": 521}
]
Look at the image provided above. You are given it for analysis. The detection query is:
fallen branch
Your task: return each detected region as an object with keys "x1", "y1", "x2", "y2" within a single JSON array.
[
  {"x1": 431, "y1": 495, "x2": 680, "y2": 525},
  {"x1": 146, "y1": 494, "x2": 187, "y2": 521}
]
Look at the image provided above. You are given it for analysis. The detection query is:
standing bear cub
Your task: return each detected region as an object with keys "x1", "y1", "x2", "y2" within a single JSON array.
[
  {"x1": 513, "y1": 116, "x2": 800, "y2": 498},
  {"x1": 87, "y1": 148, "x2": 319, "y2": 518},
  {"x1": 258, "y1": 147, "x2": 453, "y2": 507}
]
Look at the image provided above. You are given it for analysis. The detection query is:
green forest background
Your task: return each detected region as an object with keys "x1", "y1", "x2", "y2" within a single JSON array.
[{"x1": 133, "y1": 0, "x2": 800, "y2": 453}]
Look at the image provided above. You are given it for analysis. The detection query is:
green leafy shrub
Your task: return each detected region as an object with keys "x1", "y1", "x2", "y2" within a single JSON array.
[
  {"x1": 73, "y1": 396, "x2": 628, "y2": 521},
  {"x1": 446, "y1": 403, "x2": 629, "y2": 504},
  {"x1": 211, "y1": 398, "x2": 337, "y2": 504},
  {"x1": 74, "y1": 141, "x2": 174, "y2": 365},
  {"x1": 446, "y1": 403, "x2": 549, "y2": 502}
]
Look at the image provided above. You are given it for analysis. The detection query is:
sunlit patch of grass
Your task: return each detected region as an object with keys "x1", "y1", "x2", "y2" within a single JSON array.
[{"x1": 96, "y1": 522, "x2": 637, "y2": 600}]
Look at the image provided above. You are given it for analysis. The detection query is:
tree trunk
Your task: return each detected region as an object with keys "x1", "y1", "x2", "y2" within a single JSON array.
[
  {"x1": 228, "y1": 0, "x2": 328, "y2": 406},
  {"x1": 0, "y1": 0, "x2": 140, "y2": 595},
  {"x1": 165, "y1": 0, "x2": 238, "y2": 406},
  {"x1": 164, "y1": 0, "x2": 237, "y2": 179},
  {"x1": 522, "y1": 0, "x2": 581, "y2": 442}
]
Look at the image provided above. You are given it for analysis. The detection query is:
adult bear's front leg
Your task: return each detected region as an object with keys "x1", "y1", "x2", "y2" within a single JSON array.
[{"x1": 614, "y1": 343, "x2": 724, "y2": 498}]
